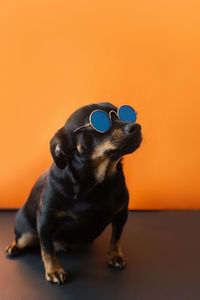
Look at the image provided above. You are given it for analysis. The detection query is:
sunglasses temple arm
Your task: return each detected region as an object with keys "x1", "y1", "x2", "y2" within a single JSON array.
[{"x1": 73, "y1": 123, "x2": 90, "y2": 133}]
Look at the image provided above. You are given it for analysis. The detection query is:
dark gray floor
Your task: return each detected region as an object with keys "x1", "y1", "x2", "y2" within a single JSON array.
[{"x1": 0, "y1": 210, "x2": 200, "y2": 300}]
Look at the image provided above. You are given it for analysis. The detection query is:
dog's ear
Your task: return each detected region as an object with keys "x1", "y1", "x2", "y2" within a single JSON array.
[{"x1": 50, "y1": 127, "x2": 69, "y2": 169}]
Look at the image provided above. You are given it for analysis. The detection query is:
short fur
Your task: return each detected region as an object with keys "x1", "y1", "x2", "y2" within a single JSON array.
[{"x1": 5, "y1": 102, "x2": 142, "y2": 284}]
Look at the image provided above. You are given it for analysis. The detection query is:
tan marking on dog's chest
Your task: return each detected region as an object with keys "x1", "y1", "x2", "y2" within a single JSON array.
[
  {"x1": 91, "y1": 140, "x2": 116, "y2": 160},
  {"x1": 107, "y1": 158, "x2": 121, "y2": 177},
  {"x1": 94, "y1": 157, "x2": 110, "y2": 182},
  {"x1": 93, "y1": 157, "x2": 121, "y2": 183},
  {"x1": 91, "y1": 140, "x2": 120, "y2": 182}
]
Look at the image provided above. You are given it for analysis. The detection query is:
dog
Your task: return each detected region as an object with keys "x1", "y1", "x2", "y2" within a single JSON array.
[{"x1": 5, "y1": 102, "x2": 142, "y2": 284}]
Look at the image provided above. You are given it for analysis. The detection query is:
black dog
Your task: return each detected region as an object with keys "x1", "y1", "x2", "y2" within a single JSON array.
[{"x1": 5, "y1": 102, "x2": 142, "y2": 284}]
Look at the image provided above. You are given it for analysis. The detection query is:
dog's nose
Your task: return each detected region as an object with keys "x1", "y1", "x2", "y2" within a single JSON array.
[{"x1": 124, "y1": 123, "x2": 141, "y2": 134}]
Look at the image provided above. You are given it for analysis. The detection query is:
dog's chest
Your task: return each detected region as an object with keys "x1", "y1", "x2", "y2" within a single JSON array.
[
  {"x1": 55, "y1": 190, "x2": 124, "y2": 241},
  {"x1": 66, "y1": 193, "x2": 119, "y2": 225}
]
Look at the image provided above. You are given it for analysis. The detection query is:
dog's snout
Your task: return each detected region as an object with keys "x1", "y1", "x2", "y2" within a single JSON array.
[{"x1": 124, "y1": 123, "x2": 141, "y2": 134}]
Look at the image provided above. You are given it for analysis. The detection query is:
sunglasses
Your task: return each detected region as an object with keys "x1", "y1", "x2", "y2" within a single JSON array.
[{"x1": 73, "y1": 105, "x2": 137, "y2": 134}]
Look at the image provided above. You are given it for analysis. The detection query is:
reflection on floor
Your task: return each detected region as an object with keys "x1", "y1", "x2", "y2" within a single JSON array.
[{"x1": 0, "y1": 210, "x2": 200, "y2": 300}]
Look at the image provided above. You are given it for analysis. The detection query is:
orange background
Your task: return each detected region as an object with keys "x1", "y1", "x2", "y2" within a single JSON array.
[{"x1": 0, "y1": 0, "x2": 200, "y2": 209}]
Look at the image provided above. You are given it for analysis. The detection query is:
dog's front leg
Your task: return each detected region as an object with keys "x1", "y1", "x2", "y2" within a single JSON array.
[
  {"x1": 37, "y1": 215, "x2": 68, "y2": 284},
  {"x1": 108, "y1": 208, "x2": 128, "y2": 270}
]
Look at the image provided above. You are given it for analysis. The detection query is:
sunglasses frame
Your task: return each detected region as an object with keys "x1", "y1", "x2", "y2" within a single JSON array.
[{"x1": 73, "y1": 105, "x2": 136, "y2": 134}]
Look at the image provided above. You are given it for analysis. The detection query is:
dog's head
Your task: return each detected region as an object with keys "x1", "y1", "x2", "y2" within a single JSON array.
[{"x1": 50, "y1": 102, "x2": 142, "y2": 181}]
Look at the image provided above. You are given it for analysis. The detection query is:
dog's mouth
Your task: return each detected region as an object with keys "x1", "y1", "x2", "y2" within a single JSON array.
[{"x1": 105, "y1": 131, "x2": 142, "y2": 159}]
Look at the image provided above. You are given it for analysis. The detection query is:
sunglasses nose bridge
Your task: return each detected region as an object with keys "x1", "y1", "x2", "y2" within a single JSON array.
[{"x1": 108, "y1": 110, "x2": 118, "y2": 120}]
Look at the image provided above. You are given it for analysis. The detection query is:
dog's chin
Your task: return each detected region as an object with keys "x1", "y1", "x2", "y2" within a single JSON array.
[{"x1": 106, "y1": 135, "x2": 142, "y2": 159}]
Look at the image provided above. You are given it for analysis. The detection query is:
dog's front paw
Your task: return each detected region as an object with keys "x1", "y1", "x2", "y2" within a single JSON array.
[
  {"x1": 108, "y1": 253, "x2": 127, "y2": 270},
  {"x1": 45, "y1": 268, "x2": 69, "y2": 285},
  {"x1": 5, "y1": 241, "x2": 22, "y2": 257}
]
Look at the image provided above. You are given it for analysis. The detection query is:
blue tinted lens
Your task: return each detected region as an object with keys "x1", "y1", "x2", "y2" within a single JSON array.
[
  {"x1": 90, "y1": 110, "x2": 111, "y2": 133},
  {"x1": 118, "y1": 105, "x2": 137, "y2": 123}
]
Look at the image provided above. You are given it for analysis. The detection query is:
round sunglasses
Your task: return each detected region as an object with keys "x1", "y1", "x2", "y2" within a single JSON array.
[{"x1": 73, "y1": 105, "x2": 137, "y2": 134}]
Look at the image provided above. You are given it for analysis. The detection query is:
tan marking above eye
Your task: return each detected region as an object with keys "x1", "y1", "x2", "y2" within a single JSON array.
[{"x1": 77, "y1": 143, "x2": 82, "y2": 153}]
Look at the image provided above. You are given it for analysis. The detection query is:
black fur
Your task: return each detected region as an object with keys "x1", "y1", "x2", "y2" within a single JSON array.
[{"x1": 8, "y1": 102, "x2": 142, "y2": 283}]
